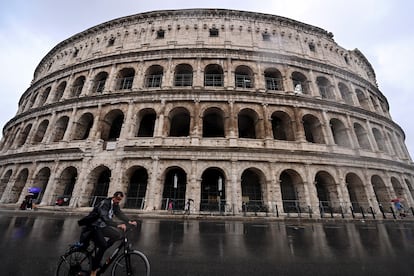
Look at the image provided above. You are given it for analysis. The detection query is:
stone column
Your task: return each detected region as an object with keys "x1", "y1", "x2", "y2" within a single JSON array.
[{"x1": 62, "y1": 107, "x2": 78, "y2": 141}]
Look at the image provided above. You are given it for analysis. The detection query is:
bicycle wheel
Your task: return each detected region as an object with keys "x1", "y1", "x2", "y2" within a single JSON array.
[
  {"x1": 111, "y1": 250, "x2": 150, "y2": 276},
  {"x1": 56, "y1": 249, "x2": 92, "y2": 276}
]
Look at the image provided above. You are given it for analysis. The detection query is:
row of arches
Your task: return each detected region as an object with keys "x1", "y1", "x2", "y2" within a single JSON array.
[
  {"x1": 1, "y1": 163, "x2": 413, "y2": 214},
  {"x1": 2, "y1": 104, "x2": 406, "y2": 159},
  {"x1": 21, "y1": 62, "x2": 387, "y2": 116}
]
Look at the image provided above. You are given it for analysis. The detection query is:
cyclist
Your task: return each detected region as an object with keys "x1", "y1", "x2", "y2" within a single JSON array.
[{"x1": 88, "y1": 191, "x2": 137, "y2": 276}]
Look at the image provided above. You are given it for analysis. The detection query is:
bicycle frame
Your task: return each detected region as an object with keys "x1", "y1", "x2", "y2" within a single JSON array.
[{"x1": 97, "y1": 230, "x2": 131, "y2": 274}]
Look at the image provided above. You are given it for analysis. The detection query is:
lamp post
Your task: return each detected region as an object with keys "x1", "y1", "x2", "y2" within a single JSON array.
[
  {"x1": 173, "y1": 173, "x2": 178, "y2": 211},
  {"x1": 218, "y1": 176, "x2": 222, "y2": 214}
]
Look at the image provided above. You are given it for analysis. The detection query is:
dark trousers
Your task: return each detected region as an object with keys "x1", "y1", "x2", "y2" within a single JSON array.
[{"x1": 92, "y1": 226, "x2": 123, "y2": 270}]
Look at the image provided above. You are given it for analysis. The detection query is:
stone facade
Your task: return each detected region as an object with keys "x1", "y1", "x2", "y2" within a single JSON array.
[{"x1": 1, "y1": 9, "x2": 413, "y2": 216}]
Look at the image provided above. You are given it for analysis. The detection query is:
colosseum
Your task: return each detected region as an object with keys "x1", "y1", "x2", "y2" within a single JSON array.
[{"x1": 1, "y1": 9, "x2": 413, "y2": 218}]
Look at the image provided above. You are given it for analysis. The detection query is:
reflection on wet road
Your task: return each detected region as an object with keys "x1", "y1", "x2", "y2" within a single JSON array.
[{"x1": 1, "y1": 212, "x2": 413, "y2": 275}]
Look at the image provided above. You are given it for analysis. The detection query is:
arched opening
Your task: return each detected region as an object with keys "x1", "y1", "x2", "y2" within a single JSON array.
[
  {"x1": 54, "y1": 166, "x2": 77, "y2": 206},
  {"x1": 235, "y1": 65, "x2": 254, "y2": 88},
  {"x1": 174, "y1": 64, "x2": 193, "y2": 87},
  {"x1": 371, "y1": 175, "x2": 389, "y2": 206},
  {"x1": 32, "y1": 167, "x2": 51, "y2": 203},
  {"x1": 88, "y1": 166, "x2": 111, "y2": 207},
  {"x1": 291, "y1": 71, "x2": 309, "y2": 94},
  {"x1": 54, "y1": 81, "x2": 66, "y2": 102},
  {"x1": 338, "y1": 82, "x2": 353, "y2": 105},
  {"x1": 38, "y1": 87, "x2": 51, "y2": 106},
  {"x1": 330, "y1": 118, "x2": 351, "y2": 147},
  {"x1": 16, "y1": 124, "x2": 32, "y2": 147},
  {"x1": 391, "y1": 177, "x2": 405, "y2": 199},
  {"x1": 73, "y1": 113, "x2": 94, "y2": 140},
  {"x1": 125, "y1": 167, "x2": 148, "y2": 209},
  {"x1": 200, "y1": 168, "x2": 226, "y2": 211},
  {"x1": 302, "y1": 114, "x2": 325, "y2": 144},
  {"x1": 271, "y1": 111, "x2": 294, "y2": 141},
  {"x1": 136, "y1": 109, "x2": 156, "y2": 137},
  {"x1": 70, "y1": 76, "x2": 85, "y2": 98},
  {"x1": 202, "y1": 107, "x2": 225, "y2": 137},
  {"x1": 0, "y1": 169, "x2": 12, "y2": 200},
  {"x1": 168, "y1": 108, "x2": 190, "y2": 137},
  {"x1": 345, "y1": 173, "x2": 368, "y2": 212},
  {"x1": 101, "y1": 110, "x2": 124, "y2": 141},
  {"x1": 10, "y1": 169, "x2": 28, "y2": 203},
  {"x1": 116, "y1": 68, "x2": 135, "y2": 90},
  {"x1": 264, "y1": 68, "x2": 283, "y2": 91},
  {"x1": 315, "y1": 171, "x2": 340, "y2": 213},
  {"x1": 204, "y1": 64, "x2": 224, "y2": 87},
  {"x1": 354, "y1": 123, "x2": 371, "y2": 150},
  {"x1": 145, "y1": 65, "x2": 163, "y2": 88},
  {"x1": 161, "y1": 167, "x2": 187, "y2": 210},
  {"x1": 238, "y1": 108, "x2": 262, "y2": 139},
  {"x1": 280, "y1": 170, "x2": 305, "y2": 213},
  {"x1": 33, "y1": 120, "x2": 49, "y2": 144},
  {"x1": 355, "y1": 89, "x2": 369, "y2": 110},
  {"x1": 241, "y1": 168, "x2": 265, "y2": 211},
  {"x1": 52, "y1": 116, "x2": 69, "y2": 142},
  {"x1": 405, "y1": 179, "x2": 414, "y2": 199},
  {"x1": 316, "y1": 76, "x2": 334, "y2": 99},
  {"x1": 372, "y1": 128, "x2": 386, "y2": 152},
  {"x1": 93, "y1": 71, "x2": 108, "y2": 93}
]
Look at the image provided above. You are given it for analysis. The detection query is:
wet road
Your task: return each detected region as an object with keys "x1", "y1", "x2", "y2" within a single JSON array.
[{"x1": 0, "y1": 212, "x2": 413, "y2": 276}]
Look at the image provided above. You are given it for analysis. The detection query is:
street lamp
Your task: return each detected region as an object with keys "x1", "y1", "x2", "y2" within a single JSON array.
[
  {"x1": 218, "y1": 176, "x2": 222, "y2": 214},
  {"x1": 173, "y1": 173, "x2": 178, "y2": 211}
]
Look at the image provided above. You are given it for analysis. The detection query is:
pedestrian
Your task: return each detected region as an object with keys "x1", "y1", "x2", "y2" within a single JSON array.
[
  {"x1": 168, "y1": 200, "x2": 174, "y2": 213},
  {"x1": 184, "y1": 199, "x2": 191, "y2": 215},
  {"x1": 394, "y1": 200, "x2": 405, "y2": 218}
]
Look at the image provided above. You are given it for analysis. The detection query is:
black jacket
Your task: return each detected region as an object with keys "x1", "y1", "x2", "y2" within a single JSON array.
[{"x1": 92, "y1": 197, "x2": 130, "y2": 228}]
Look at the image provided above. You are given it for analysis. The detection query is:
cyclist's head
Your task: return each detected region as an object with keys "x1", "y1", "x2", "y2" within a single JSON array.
[{"x1": 112, "y1": 191, "x2": 124, "y2": 204}]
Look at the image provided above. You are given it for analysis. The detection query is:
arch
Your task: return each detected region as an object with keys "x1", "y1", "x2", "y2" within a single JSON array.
[
  {"x1": 405, "y1": 178, "x2": 414, "y2": 199},
  {"x1": 16, "y1": 124, "x2": 32, "y2": 147},
  {"x1": 32, "y1": 167, "x2": 51, "y2": 203},
  {"x1": 355, "y1": 89, "x2": 369, "y2": 109},
  {"x1": 174, "y1": 63, "x2": 193, "y2": 87},
  {"x1": 202, "y1": 107, "x2": 225, "y2": 137},
  {"x1": 161, "y1": 167, "x2": 187, "y2": 210},
  {"x1": 73, "y1": 112, "x2": 94, "y2": 140},
  {"x1": 238, "y1": 108, "x2": 262, "y2": 139},
  {"x1": 271, "y1": 111, "x2": 294, "y2": 141},
  {"x1": 9, "y1": 168, "x2": 28, "y2": 203},
  {"x1": 280, "y1": 169, "x2": 305, "y2": 212},
  {"x1": 204, "y1": 64, "x2": 224, "y2": 87},
  {"x1": 52, "y1": 116, "x2": 69, "y2": 142},
  {"x1": 200, "y1": 167, "x2": 226, "y2": 211},
  {"x1": 38, "y1": 87, "x2": 51, "y2": 106},
  {"x1": 235, "y1": 65, "x2": 254, "y2": 88},
  {"x1": 316, "y1": 76, "x2": 334, "y2": 99},
  {"x1": 27, "y1": 92, "x2": 39, "y2": 110},
  {"x1": 93, "y1": 71, "x2": 108, "y2": 93},
  {"x1": 345, "y1": 173, "x2": 368, "y2": 212},
  {"x1": 54, "y1": 166, "x2": 77, "y2": 206},
  {"x1": 168, "y1": 107, "x2": 190, "y2": 137},
  {"x1": 302, "y1": 114, "x2": 325, "y2": 144},
  {"x1": 315, "y1": 171, "x2": 340, "y2": 212},
  {"x1": 330, "y1": 118, "x2": 351, "y2": 147},
  {"x1": 101, "y1": 109, "x2": 125, "y2": 141},
  {"x1": 391, "y1": 177, "x2": 405, "y2": 199},
  {"x1": 372, "y1": 128, "x2": 386, "y2": 152},
  {"x1": 354, "y1": 123, "x2": 371, "y2": 150},
  {"x1": 116, "y1": 67, "x2": 135, "y2": 90},
  {"x1": 70, "y1": 76, "x2": 85, "y2": 98},
  {"x1": 136, "y1": 109, "x2": 156, "y2": 137},
  {"x1": 371, "y1": 175, "x2": 389, "y2": 206},
  {"x1": 125, "y1": 166, "x2": 148, "y2": 209},
  {"x1": 241, "y1": 168, "x2": 266, "y2": 211},
  {"x1": 87, "y1": 166, "x2": 111, "y2": 207},
  {"x1": 54, "y1": 81, "x2": 66, "y2": 102},
  {"x1": 32, "y1": 119, "x2": 49, "y2": 144},
  {"x1": 291, "y1": 71, "x2": 309, "y2": 94},
  {"x1": 145, "y1": 65, "x2": 163, "y2": 88},
  {"x1": 338, "y1": 82, "x2": 353, "y2": 104},
  {"x1": 264, "y1": 68, "x2": 283, "y2": 91},
  {"x1": 0, "y1": 169, "x2": 13, "y2": 200}
]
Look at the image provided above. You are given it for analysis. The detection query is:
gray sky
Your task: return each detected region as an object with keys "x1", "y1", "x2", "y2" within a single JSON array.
[{"x1": 1, "y1": 0, "x2": 413, "y2": 158}]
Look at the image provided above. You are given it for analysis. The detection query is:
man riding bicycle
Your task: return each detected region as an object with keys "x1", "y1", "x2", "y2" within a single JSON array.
[{"x1": 82, "y1": 191, "x2": 137, "y2": 276}]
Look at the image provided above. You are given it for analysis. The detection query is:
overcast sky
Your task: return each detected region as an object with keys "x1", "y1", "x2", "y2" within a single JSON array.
[{"x1": 0, "y1": 0, "x2": 413, "y2": 158}]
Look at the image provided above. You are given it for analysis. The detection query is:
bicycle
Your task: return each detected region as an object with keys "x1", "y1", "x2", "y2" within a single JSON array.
[{"x1": 56, "y1": 225, "x2": 150, "y2": 276}]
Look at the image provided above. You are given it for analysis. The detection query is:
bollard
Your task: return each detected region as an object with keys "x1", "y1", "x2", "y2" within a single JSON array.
[
  {"x1": 275, "y1": 204, "x2": 279, "y2": 217},
  {"x1": 330, "y1": 206, "x2": 334, "y2": 218},
  {"x1": 308, "y1": 206, "x2": 312, "y2": 218},
  {"x1": 369, "y1": 206, "x2": 376, "y2": 220},
  {"x1": 390, "y1": 207, "x2": 397, "y2": 219},
  {"x1": 360, "y1": 206, "x2": 366, "y2": 219},
  {"x1": 320, "y1": 206, "x2": 324, "y2": 218},
  {"x1": 350, "y1": 206, "x2": 355, "y2": 219}
]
